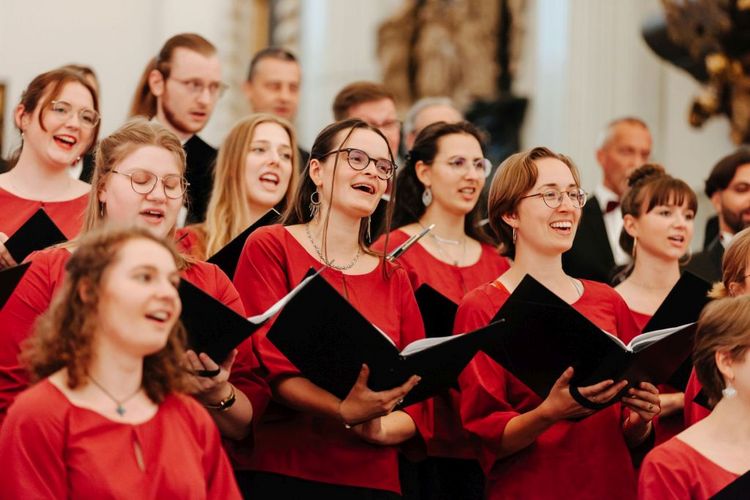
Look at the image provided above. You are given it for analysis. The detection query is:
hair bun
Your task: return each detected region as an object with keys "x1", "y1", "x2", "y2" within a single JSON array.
[{"x1": 627, "y1": 163, "x2": 666, "y2": 188}]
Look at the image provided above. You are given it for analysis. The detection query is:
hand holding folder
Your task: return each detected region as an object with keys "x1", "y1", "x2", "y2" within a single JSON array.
[
  {"x1": 266, "y1": 271, "x2": 504, "y2": 407},
  {"x1": 5, "y1": 209, "x2": 67, "y2": 263},
  {"x1": 483, "y1": 274, "x2": 706, "y2": 410}
]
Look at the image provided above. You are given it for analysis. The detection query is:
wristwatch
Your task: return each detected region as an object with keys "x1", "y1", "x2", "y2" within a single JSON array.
[{"x1": 204, "y1": 384, "x2": 236, "y2": 412}]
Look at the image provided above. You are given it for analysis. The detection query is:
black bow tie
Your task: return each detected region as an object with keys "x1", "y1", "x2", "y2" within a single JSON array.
[{"x1": 605, "y1": 200, "x2": 620, "y2": 214}]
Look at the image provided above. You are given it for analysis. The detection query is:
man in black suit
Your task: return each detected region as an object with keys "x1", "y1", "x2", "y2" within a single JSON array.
[
  {"x1": 144, "y1": 33, "x2": 224, "y2": 224},
  {"x1": 243, "y1": 47, "x2": 309, "y2": 169},
  {"x1": 562, "y1": 117, "x2": 652, "y2": 282},
  {"x1": 685, "y1": 148, "x2": 750, "y2": 283}
]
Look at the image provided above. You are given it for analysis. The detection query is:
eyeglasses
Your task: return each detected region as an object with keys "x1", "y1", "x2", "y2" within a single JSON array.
[
  {"x1": 112, "y1": 169, "x2": 189, "y2": 199},
  {"x1": 169, "y1": 77, "x2": 229, "y2": 99},
  {"x1": 49, "y1": 101, "x2": 100, "y2": 128},
  {"x1": 521, "y1": 188, "x2": 588, "y2": 209},
  {"x1": 444, "y1": 156, "x2": 493, "y2": 178},
  {"x1": 321, "y1": 148, "x2": 397, "y2": 180}
]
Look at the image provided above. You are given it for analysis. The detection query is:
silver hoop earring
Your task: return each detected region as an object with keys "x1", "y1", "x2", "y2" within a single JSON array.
[
  {"x1": 309, "y1": 190, "x2": 321, "y2": 218},
  {"x1": 422, "y1": 187, "x2": 433, "y2": 207},
  {"x1": 512, "y1": 227, "x2": 517, "y2": 245},
  {"x1": 99, "y1": 202, "x2": 106, "y2": 218},
  {"x1": 367, "y1": 216, "x2": 372, "y2": 242},
  {"x1": 631, "y1": 237, "x2": 637, "y2": 259}
]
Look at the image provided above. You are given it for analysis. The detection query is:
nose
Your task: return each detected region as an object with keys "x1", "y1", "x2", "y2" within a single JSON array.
[
  {"x1": 197, "y1": 86, "x2": 213, "y2": 105},
  {"x1": 464, "y1": 164, "x2": 481, "y2": 181},
  {"x1": 64, "y1": 111, "x2": 82, "y2": 130},
  {"x1": 146, "y1": 179, "x2": 168, "y2": 201}
]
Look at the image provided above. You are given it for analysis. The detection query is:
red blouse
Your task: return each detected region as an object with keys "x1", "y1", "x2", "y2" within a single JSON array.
[
  {"x1": 231, "y1": 224, "x2": 429, "y2": 494},
  {"x1": 0, "y1": 187, "x2": 88, "y2": 240},
  {"x1": 0, "y1": 379, "x2": 241, "y2": 499},
  {"x1": 684, "y1": 369, "x2": 711, "y2": 427},
  {"x1": 373, "y1": 229, "x2": 510, "y2": 459},
  {"x1": 639, "y1": 437, "x2": 739, "y2": 499},
  {"x1": 0, "y1": 247, "x2": 250, "y2": 427},
  {"x1": 455, "y1": 279, "x2": 640, "y2": 500}
]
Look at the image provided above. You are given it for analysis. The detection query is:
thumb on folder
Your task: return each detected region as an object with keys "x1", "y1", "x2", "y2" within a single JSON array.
[{"x1": 338, "y1": 364, "x2": 420, "y2": 427}]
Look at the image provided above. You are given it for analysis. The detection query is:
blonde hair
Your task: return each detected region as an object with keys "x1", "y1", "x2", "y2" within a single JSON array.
[
  {"x1": 202, "y1": 114, "x2": 299, "y2": 257},
  {"x1": 83, "y1": 118, "x2": 186, "y2": 234},
  {"x1": 487, "y1": 146, "x2": 581, "y2": 256},
  {"x1": 709, "y1": 227, "x2": 750, "y2": 298}
]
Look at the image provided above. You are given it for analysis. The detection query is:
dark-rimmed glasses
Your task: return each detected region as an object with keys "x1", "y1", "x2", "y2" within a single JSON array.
[
  {"x1": 521, "y1": 188, "x2": 587, "y2": 209},
  {"x1": 321, "y1": 148, "x2": 397, "y2": 180},
  {"x1": 49, "y1": 101, "x2": 100, "y2": 128},
  {"x1": 113, "y1": 169, "x2": 189, "y2": 199}
]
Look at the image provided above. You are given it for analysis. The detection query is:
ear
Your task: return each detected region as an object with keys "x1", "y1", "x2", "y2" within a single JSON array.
[
  {"x1": 595, "y1": 147, "x2": 606, "y2": 168},
  {"x1": 14, "y1": 104, "x2": 30, "y2": 131},
  {"x1": 414, "y1": 160, "x2": 432, "y2": 187},
  {"x1": 77, "y1": 279, "x2": 96, "y2": 304},
  {"x1": 622, "y1": 214, "x2": 638, "y2": 238},
  {"x1": 715, "y1": 350, "x2": 735, "y2": 382},
  {"x1": 501, "y1": 211, "x2": 519, "y2": 229},
  {"x1": 308, "y1": 158, "x2": 324, "y2": 188},
  {"x1": 710, "y1": 191, "x2": 723, "y2": 215},
  {"x1": 728, "y1": 281, "x2": 745, "y2": 297},
  {"x1": 148, "y1": 69, "x2": 165, "y2": 98},
  {"x1": 242, "y1": 81, "x2": 253, "y2": 102}
]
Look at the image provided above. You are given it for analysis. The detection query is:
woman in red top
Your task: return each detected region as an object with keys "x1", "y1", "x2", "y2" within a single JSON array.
[
  {"x1": 614, "y1": 164, "x2": 696, "y2": 444},
  {"x1": 0, "y1": 226, "x2": 240, "y2": 498},
  {"x1": 232, "y1": 119, "x2": 426, "y2": 498},
  {"x1": 683, "y1": 227, "x2": 750, "y2": 427},
  {"x1": 639, "y1": 296, "x2": 750, "y2": 499},
  {"x1": 0, "y1": 68, "x2": 100, "y2": 268},
  {"x1": 176, "y1": 114, "x2": 299, "y2": 259},
  {"x1": 0, "y1": 119, "x2": 260, "y2": 440},
  {"x1": 456, "y1": 147, "x2": 661, "y2": 500},
  {"x1": 374, "y1": 121, "x2": 509, "y2": 499}
]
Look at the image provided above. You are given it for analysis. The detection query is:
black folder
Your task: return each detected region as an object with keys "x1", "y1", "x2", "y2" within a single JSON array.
[
  {"x1": 0, "y1": 262, "x2": 31, "y2": 310},
  {"x1": 178, "y1": 267, "x2": 319, "y2": 362},
  {"x1": 483, "y1": 275, "x2": 697, "y2": 410},
  {"x1": 206, "y1": 210, "x2": 279, "y2": 279},
  {"x1": 414, "y1": 285, "x2": 459, "y2": 339},
  {"x1": 5, "y1": 209, "x2": 67, "y2": 263},
  {"x1": 712, "y1": 470, "x2": 750, "y2": 499},
  {"x1": 266, "y1": 272, "x2": 503, "y2": 407}
]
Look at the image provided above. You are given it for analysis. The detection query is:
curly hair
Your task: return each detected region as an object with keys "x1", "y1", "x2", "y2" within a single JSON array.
[{"x1": 23, "y1": 226, "x2": 190, "y2": 404}]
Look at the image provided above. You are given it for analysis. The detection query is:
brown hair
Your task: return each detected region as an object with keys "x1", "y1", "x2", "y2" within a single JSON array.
[
  {"x1": 246, "y1": 47, "x2": 298, "y2": 81},
  {"x1": 693, "y1": 295, "x2": 750, "y2": 406},
  {"x1": 82, "y1": 118, "x2": 186, "y2": 236},
  {"x1": 332, "y1": 82, "x2": 395, "y2": 121},
  {"x1": 202, "y1": 113, "x2": 299, "y2": 257},
  {"x1": 487, "y1": 146, "x2": 581, "y2": 256},
  {"x1": 282, "y1": 119, "x2": 395, "y2": 263},
  {"x1": 128, "y1": 33, "x2": 217, "y2": 118},
  {"x1": 10, "y1": 68, "x2": 100, "y2": 167},
  {"x1": 619, "y1": 163, "x2": 697, "y2": 256},
  {"x1": 24, "y1": 226, "x2": 189, "y2": 403},
  {"x1": 705, "y1": 148, "x2": 750, "y2": 198},
  {"x1": 709, "y1": 227, "x2": 750, "y2": 298}
]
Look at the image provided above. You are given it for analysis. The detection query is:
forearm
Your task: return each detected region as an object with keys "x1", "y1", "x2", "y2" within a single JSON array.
[
  {"x1": 658, "y1": 392, "x2": 684, "y2": 418},
  {"x1": 206, "y1": 388, "x2": 254, "y2": 440},
  {"x1": 274, "y1": 376, "x2": 343, "y2": 421},
  {"x1": 356, "y1": 410, "x2": 417, "y2": 445},
  {"x1": 622, "y1": 414, "x2": 653, "y2": 448},
  {"x1": 496, "y1": 406, "x2": 558, "y2": 459}
]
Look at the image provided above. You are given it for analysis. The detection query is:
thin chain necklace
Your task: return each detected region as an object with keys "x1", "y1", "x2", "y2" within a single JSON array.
[
  {"x1": 305, "y1": 223, "x2": 361, "y2": 271},
  {"x1": 418, "y1": 221, "x2": 467, "y2": 266},
  {"x1": 88, "y1": 376, "x2": 142, "y2": 416}
]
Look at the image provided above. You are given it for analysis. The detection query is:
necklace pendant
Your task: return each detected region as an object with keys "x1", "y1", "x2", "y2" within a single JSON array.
[{"x1": 116, "y1": 405, "x2": 126, "y2": 416}]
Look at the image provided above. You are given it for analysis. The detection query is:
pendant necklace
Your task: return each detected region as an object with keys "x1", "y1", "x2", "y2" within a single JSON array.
[
  {"x1": 305, "y1": 223, "x2": 361, "y2": 271},
  {"x1": 88, "y1": 376, "x2": 142, "y2": 416}
]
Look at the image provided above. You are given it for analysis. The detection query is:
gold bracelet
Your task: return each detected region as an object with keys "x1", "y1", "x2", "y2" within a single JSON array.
[{"x1": 204, "y1": 384, "x2": 236, "y2": 412}]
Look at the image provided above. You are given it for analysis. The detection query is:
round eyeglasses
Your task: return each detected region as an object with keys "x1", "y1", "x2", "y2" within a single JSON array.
[
  {"x1": 521, "y1": 188, "x2": 587, "y2": 209},
  {"x1": 49, "y1": 100, "x2": 100, "y2": 129},
  {"x1": 320, "y1": 148, "x2": 397, "y2": 180},
  {"x1": 112, "y1": 169, "x2": 189, "y2": 199}
]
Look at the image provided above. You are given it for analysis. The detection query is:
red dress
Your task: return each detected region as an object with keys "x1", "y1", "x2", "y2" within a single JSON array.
[
  {"x1": 231, "y1": 224, "x2": 429, "y2": 494},
  {"x1": 638, "y1": 437, "x2": 739, "y2": 499},
  {"x1": 0, "y1": 379, "x2": 241, "y2": 499},
  {"x1": 373, "y1": 229, "x2": 510, "y2": 459},
  {"x1": 0, "y1": 247, "x2": 253, "y2": 427},
  {"x1": 0, "y1": 187, "x2": 88, "y2": 239},
  {"x1": 628, "y1": 308, "x2": 685, "y2": 445},
  {"x1": 684, "y1": 369, "x2": 711, "y2": 427},
  {"x1": 456, "y1": 279, "x2": 640, "y2": 500}
]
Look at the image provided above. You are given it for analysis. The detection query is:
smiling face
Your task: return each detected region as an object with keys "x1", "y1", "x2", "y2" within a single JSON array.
[
  {"x1": 311, "y1": 127, "x2": 390, "y2": 221},
  {"x1": 245, "y1": 121, "x2": 294, "y2": 211},
  {"x1": 509, "y1": 157, "x2": 581, "y2": 256},
  {"x1": 625, "y1": 198, "x2": 694, "y2": 262},
  {"x1": 98, "y1": 145, "x2": 184, "y2": 238},
  {"x1": 16, "y1": 81, "x2": 96, "y2": 169},
  {"x1": 417, "y1": 133, "x2": 485, "y2": 217},
  {"x1": 95, "y1": 238, "x2": 181, "y2": 358}
]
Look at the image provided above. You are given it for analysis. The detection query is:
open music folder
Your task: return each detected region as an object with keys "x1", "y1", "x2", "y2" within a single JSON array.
[
  {"x1": 483, "y1": 273, "x2": 706, "y2": 410},
  {"x1": 5, "y1": 209, "x2": 67, "y2": 263},
  {"x1": 413, "y1": 284, "x2": 459, "y2": 339},
  {"x1": 266, "y1": 271, "x2": 504, "y2": 407}
]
